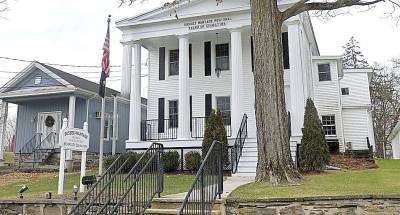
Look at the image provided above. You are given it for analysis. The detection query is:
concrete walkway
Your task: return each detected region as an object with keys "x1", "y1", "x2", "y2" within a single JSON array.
[{"x1": 163, "y1": 176, "x2": 254, "y2": 199}]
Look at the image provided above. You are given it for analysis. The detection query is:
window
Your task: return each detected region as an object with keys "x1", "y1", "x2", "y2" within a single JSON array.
[
  {"x1": 103, "y1": 113, "x2": 111, "y2": 140},
  {"x1": 341, "y1": 88, "x2": 349, "y2": 95},
  {"x1": 318, "y1": 64, "x2": 331, "y2": 81},
  {"x1": 216, "y1": 96, "x2": 231, "y2": 125},
  {"x1": 169, "y1": 100, "x2": 178, "y2": 128},
  {"x1": 169, "y1": 49, "x2": 179, "y2": 76},
  {"x1": 34, "y1": 76, "x2": 42, "y2": 85},
  {"x1": 216, "y1": 43, "x2": 229, "y2": 71},
  {"x1": 322, "y1": 115, "x2": 336, "y2": 135}
]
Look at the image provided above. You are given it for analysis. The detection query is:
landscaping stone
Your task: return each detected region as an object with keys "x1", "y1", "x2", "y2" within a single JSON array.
[{"x1": 226, "y1": 195, "x2": 400, "y2": 215}]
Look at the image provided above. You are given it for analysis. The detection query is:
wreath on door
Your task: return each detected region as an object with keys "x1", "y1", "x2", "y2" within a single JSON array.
[{"x1": 45, "y1": 116, "x2": 55, "y2": 127}]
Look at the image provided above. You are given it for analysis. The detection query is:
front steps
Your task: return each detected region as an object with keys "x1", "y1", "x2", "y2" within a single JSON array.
[
  {"x1": 234, "y1": 138, "x2": 257, "y2": 176},
  {"x1": 145, "y1": 197, "x2": 224, "y2": 215}
]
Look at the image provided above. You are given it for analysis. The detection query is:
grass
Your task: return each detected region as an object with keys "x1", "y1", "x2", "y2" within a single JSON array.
[
  {"x1": 0, "y1": 170, "x2": 195, "y2": 200},
  {"x1": 230, "y1": 159, "x2": 400, "y2": 199}
]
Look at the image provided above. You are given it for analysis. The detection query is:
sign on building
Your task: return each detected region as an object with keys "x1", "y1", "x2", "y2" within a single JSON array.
[{"x1": 60, "y1": 128, "x2": 89, "y2": 151}]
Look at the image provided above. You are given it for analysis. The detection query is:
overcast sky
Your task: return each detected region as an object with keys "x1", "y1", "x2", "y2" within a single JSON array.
[{"x1": 1, "y1": 0, "x2": 400, "y2": 97}]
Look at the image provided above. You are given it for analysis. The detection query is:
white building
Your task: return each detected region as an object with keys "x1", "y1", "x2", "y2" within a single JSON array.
[{"x1": 116, "y1": 0, "x2": 375, "y2": 175}]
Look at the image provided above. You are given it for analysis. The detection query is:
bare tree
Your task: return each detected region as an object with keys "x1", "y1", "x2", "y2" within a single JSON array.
[
  {"x1": 5, "y1": 116, "x2": 16, "y2": 151},
  {"x1": 121, "y1": 0, "x2": 399, "y2": 185},
  {"x1": 342, "y1": 36, "x2": 370, "y2": 68},
  {"x1": 0, "y1": 0, "x2": 9, "y2": 19},
  {"x1": 370, "y1": 63, "x2": 400, "y2": 158}
]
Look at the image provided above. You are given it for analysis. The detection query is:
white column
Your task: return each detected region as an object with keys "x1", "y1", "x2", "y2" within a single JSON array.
[
  {"x1": 79, "y1": 121, "x2": 88, "y2": 193},
  {"x1": 287, "y1": 21, "x2": 306, "y2": 141},
  {"x1": 112, "y1": 96, "x2": 118, "y2": 155},
  {"x1": 129, "y1": 43, "x2": 142, "y2": 142},
  {"x1": 0, "y1": 101, "x2": 8, "y2": 162},
  {"x1": 178, "y1": 35, "x2": 190, "y2": 140},
  {"x1": 121, "y1": 43, "x2": 132, "y2": 99},
  {"x1": 66, "y1": 95, "x2": 76, "y2": 171},
  {"x1": 58, "y1": 118, "x2": 68, "y2": 195},
  {"x1": 231, "y1": 29, "x2": 244, "y2": 135}
]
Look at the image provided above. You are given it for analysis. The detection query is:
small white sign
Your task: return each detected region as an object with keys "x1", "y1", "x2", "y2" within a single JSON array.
[{"x1": 60, "y1": 128, "x2": 89, "y2": 151}]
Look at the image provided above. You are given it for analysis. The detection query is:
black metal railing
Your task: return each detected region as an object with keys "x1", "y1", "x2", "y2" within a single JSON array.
[
  {"x1": 32, "y1": 132, "x2": 57, "y2": 168},
  {"x1": 231, "y1": 114, "x2": 248, "y2": 174},
  {"x1": 18, "y1": 133, "x2": 41, "y2": 168},
  {"x1": 191, "y1": 116, "x2": 232, "y2": 138},
  {"x1": 141, "y1": 119, "x2": 178, "y2": 141},
  {"x1": 68, "y1": 143, "x2": 164, "y2": 215},
  {"x1": 178, "y1": 140, "x2": 223, "y2": 215},
  {"x1": 108, "y1": 143, "x2": 163, "y2": 214}
]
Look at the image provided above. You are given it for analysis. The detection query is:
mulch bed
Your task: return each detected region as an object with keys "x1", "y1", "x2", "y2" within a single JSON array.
[{"x1": 329, "y1": 154, "x2": 378, "y2": 170}]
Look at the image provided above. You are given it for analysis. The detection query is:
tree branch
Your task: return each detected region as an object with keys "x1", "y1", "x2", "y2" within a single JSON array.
[{"x1": 282, "y1": 0, "x2": 384, "y2": 21}]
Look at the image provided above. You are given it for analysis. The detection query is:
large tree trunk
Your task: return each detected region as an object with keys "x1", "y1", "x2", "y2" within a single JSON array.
[{"x1": 251, "y1": 0, "x2": 302, "y2": 185}]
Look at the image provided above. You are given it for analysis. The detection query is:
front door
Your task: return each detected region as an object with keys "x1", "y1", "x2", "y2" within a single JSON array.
[{"x1": 37, "y1": 112, "x2": 62, "y2": 148}]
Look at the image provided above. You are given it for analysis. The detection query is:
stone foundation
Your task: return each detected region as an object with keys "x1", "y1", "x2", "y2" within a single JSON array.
[
  {"x1": 226, "y1": 195, "x2": 400, "y2": 215},
  {"x1": 0, "y1": 199, "x2": 76, "y2": 215}
]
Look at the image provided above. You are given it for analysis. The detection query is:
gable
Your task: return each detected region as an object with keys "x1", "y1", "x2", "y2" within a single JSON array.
[
  {"x1": 118, "y1": 0, "x2": 250, "y2": 26},
  {"x1": 7, "y1": 68, "x2": 64, "y2": 92}
]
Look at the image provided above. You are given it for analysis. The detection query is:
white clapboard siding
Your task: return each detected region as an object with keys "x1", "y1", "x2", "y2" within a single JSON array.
[
  {"x1": 312, "y1": 58, "x2": 345, "y2": 151},
  {"x1": 340, "y1": 69, "x2": 372, "y2": 107},
  {"x1": 342, "y1": 108, "x2": 369, "y2": 150}
]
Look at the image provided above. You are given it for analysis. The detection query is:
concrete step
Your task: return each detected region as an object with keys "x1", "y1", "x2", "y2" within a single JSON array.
[
  {"x1": 237, "y1": 160, "x2": 257, "y2": 167},
  {"x1": 241, "y1": 151, "x2": 257, "y2": 157},
  {"x1": 243, "y1": 142, "x2": 257, "y2": 148},
  {"x1": 234, "y1": 172, "x2": 256, "y2": 177},
  {"x1": 145, "y1": 208, "x2": 220, "y2": 215},
  {"x1": 239, "y1": 156, "x2": 257, "y2": 162}
]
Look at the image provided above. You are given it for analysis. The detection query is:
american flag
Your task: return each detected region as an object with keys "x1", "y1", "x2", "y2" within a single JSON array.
[{"x1": 99, "y1": 15, "x2": 111, "y2": 98}]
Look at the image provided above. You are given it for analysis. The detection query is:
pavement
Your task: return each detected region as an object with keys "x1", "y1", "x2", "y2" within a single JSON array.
[{"x1": 163, "y1": 176, "x2": 254, "y2": 199}]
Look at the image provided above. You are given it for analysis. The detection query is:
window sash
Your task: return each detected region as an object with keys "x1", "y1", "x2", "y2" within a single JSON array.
[
  {"x1": 216, "y1": 96, "x2": 231, "y2": 125},
  {"x1": 318, "y1": 64, "x2": 331, "y2": 81},
  {"x1": 322, "y1": 115, "x2": 336, "y2": 135},
  {"x1": 169, "y1": 50, "x2": 179, "y2": 76},
  {"x1": 216, "y1": 44, "x2": 229, "y2": 70},
  {"x1": 169, "y1": 100, "x2": 178, "y2": 128}
]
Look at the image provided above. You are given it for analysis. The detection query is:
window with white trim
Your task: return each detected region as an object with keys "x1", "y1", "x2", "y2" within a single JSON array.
[
  {"x1": 169, "y1": 100, "x2": 178, "y2": 128},
  {"x1": 318, "y1": 64, "x2": 331, "y2": 81},
  {"x1": 216, "y1": 96, "x2": 231, "y2": 125},
  {"x1": 34, "y1": 76, "x2": 42, "y2": 85},
  {"x1": 322, "y1": 115, "x2": 336, "y2": 135},
  {"x1": 169, "y1": 49, "x2": 179, "y2": 76},
  {"x1": 216, "y1": 43, "x2": 229, "y2": 71}
]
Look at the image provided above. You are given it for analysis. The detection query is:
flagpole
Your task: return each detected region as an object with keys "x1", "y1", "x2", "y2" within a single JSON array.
[
  {"x1": 99, "y1": 82, "x2": 106, "y2": 176},
  {"x1": 98, "y1": 14, "x2": 111, "y2": 176}
]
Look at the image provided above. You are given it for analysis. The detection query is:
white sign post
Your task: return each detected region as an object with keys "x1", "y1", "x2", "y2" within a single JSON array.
[{"x1": 57, "y1": 119, "x2": 90, "y2": 195}]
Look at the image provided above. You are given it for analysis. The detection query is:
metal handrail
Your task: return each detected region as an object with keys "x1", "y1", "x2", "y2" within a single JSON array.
[
  {"x1": 68, "y1": 154, "x2": 125, "y2": 215},
  {"x1": 231, "y1": 114, "x2": 248, "y2": 174},
  {"x1": 178, "y1": 140, "x2": 223, "y2": 215},
  {"x1": 191, "y1": 116, "x2": 232, "y2": 138},
  {"x1": 141, "y1": 119, "x2": 178, "y2": 141},
  {"x1": 32, "y1": 132, "x2": 57, "y2": 168},
  {"x1": 108, "y1": 143, "x2": 163, "y2": 214},
  {"x1": 18, "y1": 134, "x2": 41, "y2": 168}
]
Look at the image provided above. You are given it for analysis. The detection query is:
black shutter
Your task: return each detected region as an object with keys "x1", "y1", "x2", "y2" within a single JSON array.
[
  {"x1": 282, "y1": 33, "x2": 290, "y2": 69},
  {"x1": 251, "y1": 36, "x2": 254, "y2": 72},
  {"x1": 158, "y1": 98, "x2": 165, "y2": 133},
  {"x1": 205, "y1": 94, "x2": 212, "y2": 117},
  {"x1": 159, "y1": 47, "x2": 166, "y2": 80},
  {"x1": 189, "y1": 44, "x2": 192, "y2": 78},
  {"x1": 190, "y1": 96, "x2": 192, "y2": 132},
  {"x1": 204, "y1": 41, "x2": 211, "y2": 76}
]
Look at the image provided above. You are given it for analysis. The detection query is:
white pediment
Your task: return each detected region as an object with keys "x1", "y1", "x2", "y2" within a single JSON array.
[{"x1": 117, "y1": 0, "x2": 250, "y2": 27}]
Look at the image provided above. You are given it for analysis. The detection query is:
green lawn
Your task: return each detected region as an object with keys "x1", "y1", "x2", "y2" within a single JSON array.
[
  {"x1": 0, "y1": 171, "x2": 194, "y2": 200},
  {"x1": 230, "y1": 160, "x2": 400, "y2": 199}
]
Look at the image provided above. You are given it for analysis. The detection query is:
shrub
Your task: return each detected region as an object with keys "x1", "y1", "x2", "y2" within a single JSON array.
[
  {"x1": 163, "y1": 151, "x2": 180, "y2": 172},
  {"x1": 202, "y1": 110, "x2": 229, "y2": 166},
  {"x1": 185, "y1": 151, "x2": 202, "y2": 171},
  {"x1": 299, "y1": 98, "x2": 330, "y2": 172},
  {"x1": 104, "y1": 152, "x2": 140, "y2": 173}
]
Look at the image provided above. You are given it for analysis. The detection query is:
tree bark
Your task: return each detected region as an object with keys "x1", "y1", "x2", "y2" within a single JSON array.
[{"x1": 252, "y1": 0, "x2": 302, "y2": 185}]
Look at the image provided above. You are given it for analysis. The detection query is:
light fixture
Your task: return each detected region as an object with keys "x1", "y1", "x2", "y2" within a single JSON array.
[
  {"x1": 215, "y1": 32, "x2": 221, "y2": 78},
  {"x1": 73, "y1": 185, "x2": 78, "y2": 200},
  {"x1": 19, "y1": 185, "x2": 28, "y2": 199}
]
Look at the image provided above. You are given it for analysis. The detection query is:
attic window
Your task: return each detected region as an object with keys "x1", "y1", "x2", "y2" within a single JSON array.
[{"x1": 34, "y1": 76, "x2": 42, "y2": 85}]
